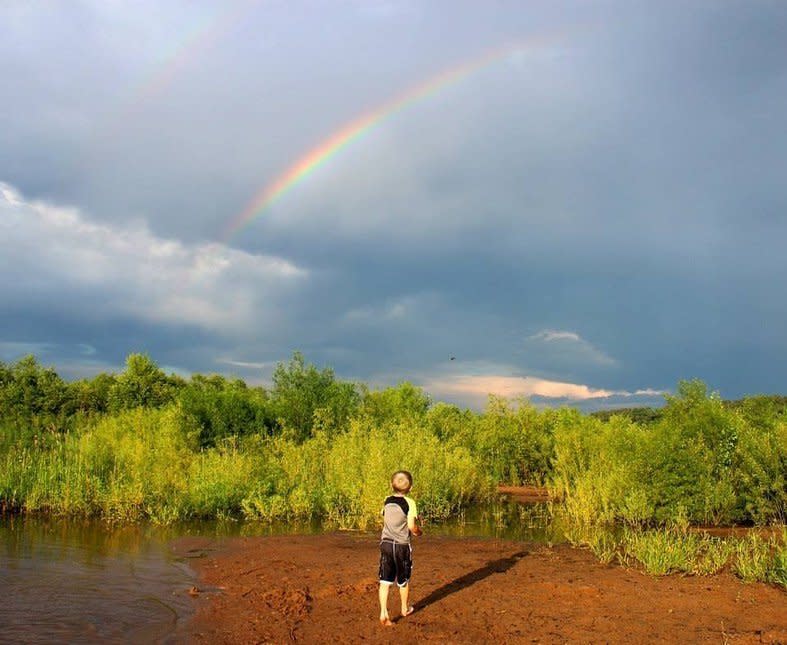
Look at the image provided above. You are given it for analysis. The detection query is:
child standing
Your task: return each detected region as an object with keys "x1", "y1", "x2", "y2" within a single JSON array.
[{"x1": 378, "y1": 470, "x2": 422, "y2": 626}]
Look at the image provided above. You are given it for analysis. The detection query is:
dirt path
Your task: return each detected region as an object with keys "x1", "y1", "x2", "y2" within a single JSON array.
[{"x1": 172, "y1": 533, "x2": 786, "y2": 644}]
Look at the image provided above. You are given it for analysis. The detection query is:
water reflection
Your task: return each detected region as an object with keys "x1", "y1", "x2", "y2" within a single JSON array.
[
  {"x1": 0, "y1": 517, "x2": 197, "y2": 644},
  {"x1": 425, "y1": 502, "x2": 567, "y2": 543}
]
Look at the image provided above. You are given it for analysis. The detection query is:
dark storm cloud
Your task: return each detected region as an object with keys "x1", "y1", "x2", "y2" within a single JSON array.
[{"x1": 1, "y1": 1, "x2": 785, "y2": 407}]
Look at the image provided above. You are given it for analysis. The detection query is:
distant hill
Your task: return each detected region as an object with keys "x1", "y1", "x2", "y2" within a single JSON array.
[
  {"x1": 590, "y1": 406, "x2": 665, "y2": 424},
  {"x1": 590, "y1": 394, "x2": 787, "y2": 425}
]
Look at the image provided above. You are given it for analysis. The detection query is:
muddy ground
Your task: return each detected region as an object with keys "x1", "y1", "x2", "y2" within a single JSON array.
[{"x1": 172, "y1": 533, "x2": 786, "y2": 644}]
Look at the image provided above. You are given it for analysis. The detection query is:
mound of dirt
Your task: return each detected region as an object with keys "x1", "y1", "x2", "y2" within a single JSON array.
[{"x1": 172, "y1": 533, "x2": 786, "y2": 644}]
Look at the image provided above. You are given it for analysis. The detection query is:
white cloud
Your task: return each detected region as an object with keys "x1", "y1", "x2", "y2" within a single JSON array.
[
  {"x1": 426, "y1": 374, "x2": 607, "y2": 400},
  {"x1": 630, "y1": 388, "x2": 665, "y2": 397},
  {"x1": 528, "y1": 329, "x2": 581, "y2": 342},
  {"x1": 216, "y1": 358, "x2": 275, "y2": 370},
  {"x1": 0, "y1": 182, "x2": 308, "y2": 335},
  {"x1": 526, "y1": 329, "x2": 618, "y2": 367},
  {"x1": 423, "y1": 373, "x2": 665, "y2": 408}
]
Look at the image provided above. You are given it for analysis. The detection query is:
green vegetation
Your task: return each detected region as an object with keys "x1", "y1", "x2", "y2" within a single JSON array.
[
  {"x1": 0, "y1": 353, "x2": 489, "y2": 525},
  {"x1": 590, "y1": 395, "x2": 787, "y2": 426},
  {"x1": 564, "y1": 525, "x2": 787, "y2": 587},
  {"x1": 552, "y1": 381, "x2": 786, "y2": 526},
  {"x1": 2, "y1": 353, "x2": 786, "y2": 586}
]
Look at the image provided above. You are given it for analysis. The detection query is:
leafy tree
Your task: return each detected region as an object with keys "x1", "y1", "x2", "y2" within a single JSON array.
[
  {"x1": 474, "y1": 396, "x2": 557, "y2": 486},
  {"x1": 359, "y1": 382, "x2": 431, "y2": 426},
  {"x1": 108, "y1": 354, "x2": 181, "y2": 411},
  {"x1": 0, "y1": 355, "x2": 73, "y2": 429},
  {"x1": 70, "y1": 373, "x2": 117, "y2": 415},
  {"x1": 270, "y1": 352, "x2": 359, "y2": 441},
  {"x1": 177, "y1": 374, "x2": 273, "y2": 447},
  {"x1": 641, "y1": 380, "x2": 743, "y2": 523},
  {"x1": 726, "y1": 395, "x2": 787, "y2": 428},
  {"x1": 426, "y1": 402, "x2": 476, "y2": 442}
]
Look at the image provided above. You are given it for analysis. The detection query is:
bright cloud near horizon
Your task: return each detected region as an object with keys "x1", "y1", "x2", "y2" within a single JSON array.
[{"x1": 1, "y1": 1, "x2": 786, "y2": 410}]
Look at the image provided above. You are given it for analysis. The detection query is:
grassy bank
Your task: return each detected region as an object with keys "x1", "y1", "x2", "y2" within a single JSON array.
[
  {"x1": 0, "y1": 407, "x2": 490, "y2": 525},
  {"x1": 565, "y1": 523, "x2": 787, "y2": 588},
  {"x1": 2, "y1": 353, "x2": 786, "y2": 580}
]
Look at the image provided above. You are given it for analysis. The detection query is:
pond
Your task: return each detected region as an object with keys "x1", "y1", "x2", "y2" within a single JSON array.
[{"x1": 0, "y1": 500, "x2": 561, "y2": 644}]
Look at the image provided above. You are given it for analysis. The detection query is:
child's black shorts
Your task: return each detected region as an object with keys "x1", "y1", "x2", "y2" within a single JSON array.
[{"x1": 379, "y1": 539, "x2": 412, "y2": 587}]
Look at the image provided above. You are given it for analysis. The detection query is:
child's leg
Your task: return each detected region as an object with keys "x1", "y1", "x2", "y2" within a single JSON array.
[
  {"x1": 378, "y1": 541, "x2": 395, "y2": 626},
  {"x1": 397, "y1": 543, "x2": 414, "y2": 616},
  {"x1": 399, "y1": 583, "x2": 413, "y2": 616},
  {"x1": 378, "y1": 583, "x2": 392, "y2": 625}
]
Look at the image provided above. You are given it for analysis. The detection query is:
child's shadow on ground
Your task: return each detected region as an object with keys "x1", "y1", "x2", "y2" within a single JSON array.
[{"x1": 400, "y1": 550, "x2": 528, "y2": 620}]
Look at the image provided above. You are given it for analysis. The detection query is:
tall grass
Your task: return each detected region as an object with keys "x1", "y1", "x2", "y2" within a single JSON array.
[
  {"x1": 566, "y1": 524, "x2": 786, "y2": 587},
  {"x1": 242, "y1": 419, "x2": 491, "y2": 526},
  {"x1": 1, "y1": 407, "x2": 491, "y2": 525},
  {"x1": 620, "y1": 528, "x2": 732, "y2": 576},
  {"x1": 3, "y1": 380, "x2": 786, "y2": 530}
]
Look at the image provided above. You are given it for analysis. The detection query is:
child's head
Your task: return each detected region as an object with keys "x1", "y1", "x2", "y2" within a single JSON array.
[{"x1": 391, "y1": 470, "x2": 413, "y2": 494}]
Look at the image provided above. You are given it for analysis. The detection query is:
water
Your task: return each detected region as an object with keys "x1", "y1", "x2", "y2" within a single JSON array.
[
  {"x1": 0, "y1": 501, "x2": 560, "y2": 644},
  {"x1": 425, "y1": 501, "x2": 566, "y2": 543},
  {"x1": 0, "y1": 517, "x2": 199, "y2": 644}
]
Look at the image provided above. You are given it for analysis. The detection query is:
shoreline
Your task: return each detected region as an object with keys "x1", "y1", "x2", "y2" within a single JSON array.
[{"x1": 172, "y1": 532, "x2": 787, "y2": 644}]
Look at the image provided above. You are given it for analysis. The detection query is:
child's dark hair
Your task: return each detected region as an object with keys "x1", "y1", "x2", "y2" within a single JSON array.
[{"x1": 391, "y1": 470, "x2": 413, "y2": 493}]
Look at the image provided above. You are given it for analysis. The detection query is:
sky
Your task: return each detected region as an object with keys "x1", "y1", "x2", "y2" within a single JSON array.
[{"x1": 1, "y1": 0, "x2": 786, "y2": 410}]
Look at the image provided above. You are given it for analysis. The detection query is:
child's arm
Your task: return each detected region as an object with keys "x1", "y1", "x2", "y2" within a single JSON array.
[{"x1": 407, "y1": 499, "x2": 423, "y2": 536}]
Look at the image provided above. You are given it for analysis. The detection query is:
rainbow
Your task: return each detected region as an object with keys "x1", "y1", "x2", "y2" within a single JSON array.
[
  {"x1": 223, "y1": 35, "x2": 559, "y2": 241},
  {"x1": 125, "y1": 0, "x2": 259, "y2": 112}
]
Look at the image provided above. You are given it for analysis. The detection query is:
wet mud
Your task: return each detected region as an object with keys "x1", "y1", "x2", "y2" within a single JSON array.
[{"x1": 173, "y1": 533, "x2": 787, "y2": 644}]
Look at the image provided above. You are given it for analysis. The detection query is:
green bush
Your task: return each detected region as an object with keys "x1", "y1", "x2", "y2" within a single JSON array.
[
  {"x1": 551, "y1": 380, "x2": 787, "y2": 526},
  {"x1": 177, "y1": 375, "x2": 273, "y2": 447},
  {"x1": 471, "y1": 397, "x2": 556, "y2": 486},
  {"x1": 269, "y1": 352, "x2": 360, "y2": 442},
  {"x1": 107, "y1": 354, "x2": 183, "y2": 412}
]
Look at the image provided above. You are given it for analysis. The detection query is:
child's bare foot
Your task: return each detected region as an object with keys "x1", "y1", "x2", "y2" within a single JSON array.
[
  {"x1": 401, "y1": 606, "x2": 414, "y2": 617},
  {"x1": 379, "y1": 615, "x2": 393, "y2": 627}
]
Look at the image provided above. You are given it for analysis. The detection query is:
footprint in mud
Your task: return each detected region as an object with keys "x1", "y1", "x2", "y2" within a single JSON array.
[
  {"x1": 262, "y1": 587, "x2": 312, "y2": 618},
  {"x1": 313, "y1": 579, "x2": 377, "y2": 600}
]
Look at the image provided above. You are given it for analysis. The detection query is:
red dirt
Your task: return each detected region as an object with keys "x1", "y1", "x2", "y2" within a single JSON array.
[
  {"x1": 172, "y1": 533, "x2": 786, "y2": 644},
  {"x1": 498, "y1": 485, "x2": 552, "y2": 503}
]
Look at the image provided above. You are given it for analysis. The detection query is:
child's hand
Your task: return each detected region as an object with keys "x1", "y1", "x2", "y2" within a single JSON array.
[{"x1": 411, "y1": 519, "x2": 423, "y2": 537}]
